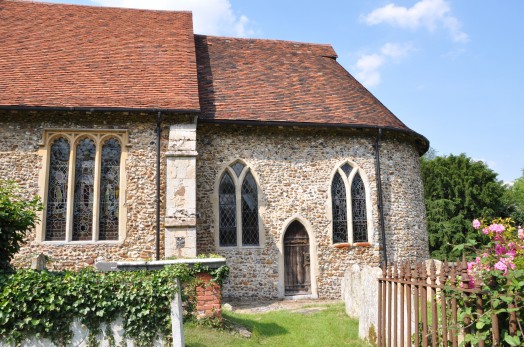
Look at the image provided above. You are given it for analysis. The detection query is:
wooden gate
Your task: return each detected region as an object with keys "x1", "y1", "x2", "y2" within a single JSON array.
[{"x1": 284, "y1": 221, "x2": 311, "y2": 295}]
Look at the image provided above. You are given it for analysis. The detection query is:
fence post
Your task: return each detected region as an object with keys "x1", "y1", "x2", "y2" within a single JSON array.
[
  {"x1": 382, "y1": 265, "x2": 388, "y2": 347},
  {"x1": 406, "y1": 262, "x2": 413, "y2": 347},
  {"x1": 171, "y1": 278, "x2": 185, "y2": 347},
  {"x1": 460, "y1": 256, "x2": 472, "y2": 347},
  {"x1": 413, "y1": 263, "x2": 420, "y2": 347},
  {"x1": 475, "y1": 276, "x2": 485, "y2": 347},
  {"x1": 419, "y1": 262, "x2": 429, "y2": 347},
  {"x1": 450, "y1": 263, "x2": 459, "y2": 347},
  {"x1": 393, "y1": 264, "x2": 398, "y2": 347},
  {"x1": 399, "y1": 263, "x2": 405, "y2": 347},
  {"x1": 387, "y1": 265, "x2": 392, "y2": 347},
  {"x1": 440, "y1": 261, "x2": 449, "y2": 347},
  {"x1": 378, "y1": 266, "x2": 384, "y2": 347},
  {"x1": 429, "y1": 260, "x2": 439, "y2": 347}
]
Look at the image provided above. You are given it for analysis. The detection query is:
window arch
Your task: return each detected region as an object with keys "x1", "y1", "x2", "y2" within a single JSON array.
[
  {"x1": 45, "y1": 137, "x2": 71, "y2": 241},
  {"x1": 218, "y1": 161, "x2": 260, "y2": 247},
  {"x1": 331, "y1": 163, "x2": 369, "y2": 244},
  {"x1": 42, "y1": 130, "x2": 127, "y2": 242}
]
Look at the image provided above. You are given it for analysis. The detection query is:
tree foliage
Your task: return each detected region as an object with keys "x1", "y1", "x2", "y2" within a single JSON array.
[
  {"x1": 420, "y1": 153, "x2": 505, "y2": 260},
  {"x1": 0, "y1": 180, "x2": 42, "y2": 272},
  {"x1": 503, "y1": 169, "x2": 524, "y2": 226}
]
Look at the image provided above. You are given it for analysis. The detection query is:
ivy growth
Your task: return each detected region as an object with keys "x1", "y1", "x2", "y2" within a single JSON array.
[{"x1": 0, "y1": 263, "x2": 229, "y2": 346}]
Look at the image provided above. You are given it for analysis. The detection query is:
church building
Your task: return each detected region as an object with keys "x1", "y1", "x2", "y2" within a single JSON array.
[{"x1": 0, "y1": 0, "x2": 429, "y2": 298}]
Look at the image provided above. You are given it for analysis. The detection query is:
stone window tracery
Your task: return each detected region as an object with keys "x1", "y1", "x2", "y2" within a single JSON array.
[
  {"x1": 218, "y1": 161, "x2": 260, "y2": 247},
  {"x1": 42, "y1": 130, "x2": 127, "y2": 242},
  {"x1": 331, "y1": 163, "x2": 369, "y2": 244}
]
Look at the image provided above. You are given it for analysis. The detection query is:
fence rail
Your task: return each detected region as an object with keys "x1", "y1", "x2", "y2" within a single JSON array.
[{"x1": 377, "y1": 259, "x2": 520, "y2": 347}]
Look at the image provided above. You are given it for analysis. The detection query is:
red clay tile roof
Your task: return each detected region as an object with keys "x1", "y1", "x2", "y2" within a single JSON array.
[
  {"x1": 0, "y1": 0, "x2": 200, "y2": 111},
  {"x1": 195, "y1": 35, "x2": 413, "y2": 132}
]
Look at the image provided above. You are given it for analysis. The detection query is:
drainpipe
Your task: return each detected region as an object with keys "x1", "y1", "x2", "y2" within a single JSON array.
[
  {"x1": 375, "y1": 128, "x2": 388, "y2": 267},
  {"x1": 156, "y1": 111, "x2": 162, "y2": 261}
]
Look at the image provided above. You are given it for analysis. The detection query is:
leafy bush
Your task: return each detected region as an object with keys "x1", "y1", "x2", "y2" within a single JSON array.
[
  {"x1": 0, "y1": 264, "x2": 229, "y2": 346},
  {"x1": 453, "y1": 218, "x2": 524, "y2": 346},
  {"x1": 0, "y1": 180, "x2": 42, "y2": 272}
]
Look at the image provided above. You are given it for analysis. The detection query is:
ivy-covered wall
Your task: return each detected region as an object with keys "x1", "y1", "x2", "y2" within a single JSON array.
[{"x1": 0, "y1": 263, "x2": 228, "y2": 347}]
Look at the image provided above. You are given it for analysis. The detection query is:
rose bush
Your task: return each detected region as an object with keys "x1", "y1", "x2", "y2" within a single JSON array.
[
  {"x1": 466, "y1": 218, "x2": 524, "y2": 287},
  {"x1": 455, "y1": 218, "x2": 524, "y2": 346}
]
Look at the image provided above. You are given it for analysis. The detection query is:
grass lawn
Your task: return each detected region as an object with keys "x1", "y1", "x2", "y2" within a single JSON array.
[{"x1": 184, "y1": 303, "x2": 367, "y2": 347}]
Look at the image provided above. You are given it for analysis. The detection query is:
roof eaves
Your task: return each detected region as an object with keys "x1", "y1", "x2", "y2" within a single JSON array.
[{"x1": 0, "y1": 105, "x2": 201, "y2": 114}]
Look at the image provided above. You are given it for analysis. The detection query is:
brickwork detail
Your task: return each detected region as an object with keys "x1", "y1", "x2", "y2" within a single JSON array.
[{"x1": 195, "y1": 272, "x2": 222, "y2": 319}]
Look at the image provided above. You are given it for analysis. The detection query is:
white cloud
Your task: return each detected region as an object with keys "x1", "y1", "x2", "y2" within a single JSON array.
[
  {"x1": 362, "y1": 0, "x2": 468, "y2": 43},
  {"x1": 90, "y1": 0, "x2": 252, "y2": 37},
  {"x1": 355, "y1": 54, "x2": 384, "y2": 87},
  {"x1": 354, "y1": 43, "x2": 414, "y2": 88}
]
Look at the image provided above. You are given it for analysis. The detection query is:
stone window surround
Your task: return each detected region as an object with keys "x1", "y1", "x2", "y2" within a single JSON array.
[
  {"x1": 327, "y1": 160, "x2": 374, "y2": 247},
  {"x1": 36, "y1": 129, "x2": 129, "y2": 244},
  {"x1": 213, "y1": 160, "x2": 265, "y2": 249}
]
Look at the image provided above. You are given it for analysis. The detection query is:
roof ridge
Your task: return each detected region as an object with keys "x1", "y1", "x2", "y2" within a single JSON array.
[
  {"x1": 1, "y1": 0, "x2": 193, "y2": 14},
  {"x1": 196, "y1": 34, "x2": 334, "y2": 49}
]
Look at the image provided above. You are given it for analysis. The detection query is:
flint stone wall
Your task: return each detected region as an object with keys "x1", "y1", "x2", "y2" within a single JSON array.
[
  {"x1": 195, "y1": 124, "x2": 428, "y2": 299},
  {"x1": 0, "y1": 110, "x2": 190, "y2": 270}
]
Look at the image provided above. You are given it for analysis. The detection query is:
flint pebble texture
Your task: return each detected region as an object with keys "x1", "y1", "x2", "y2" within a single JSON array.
[
  {"x1": 195, "y1": 124, "x2": 429, "y2": 299},
  {"x1": 1, "y1": 111, "x2": 428, "y2": 299},
  {"x1": 0, "y1": 110, "x2": 181, "y2": 269}
]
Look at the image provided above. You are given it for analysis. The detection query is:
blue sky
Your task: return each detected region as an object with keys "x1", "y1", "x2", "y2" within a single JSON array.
[{"x1": 43, "y1": 0, "x2": 524, "y2": 183}]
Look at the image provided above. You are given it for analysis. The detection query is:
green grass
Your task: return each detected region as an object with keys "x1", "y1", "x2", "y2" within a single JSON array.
[{"x1": 184, "y1": 303, "x2": 367, "y2": 347}]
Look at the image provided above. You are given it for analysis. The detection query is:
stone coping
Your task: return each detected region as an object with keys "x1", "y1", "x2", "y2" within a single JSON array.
[{"x1": 96, "y1": 258, "x2": 227, "y2": 272}]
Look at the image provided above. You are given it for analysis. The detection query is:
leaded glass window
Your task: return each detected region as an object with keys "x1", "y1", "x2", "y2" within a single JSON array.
[
  {"x1": 99, "y1": 139, "x2": 121, "y2": 241},
  {"x1": 72, "y1": 138, "x2": 96, "y2": 241},
  {"x1": 231, "y1": 162, "x2": 245, "y2": 177},
  {"x1": 217, "y1": 162, "x2": 261, "y2": 248},
  {"x1": 341, "y1": 163, "x2": 352, "y2": 177},
  {"x1": 43, "y1": 131, "x2": 126, "y2": 243},
  {"x1": 45, "y1": 137, "x2": 70, "y2": 241},
  {"x1": 351, "y1": 173, "x2": 368, "y2": 243},
  {"x1": 241, "y1": 172, "x2": 259, "y2": 246},
  {"x1": 331, "y1": 172, "x2": 348, "y2": 243},
  {"x1": 219, "y1": 172, "x2": 237, "y2": 246},
  {"x1": 331, "y1": 163, "x2": 369, "y2": 244}
]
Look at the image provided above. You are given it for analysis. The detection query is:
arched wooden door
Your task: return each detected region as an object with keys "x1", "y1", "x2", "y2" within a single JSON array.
[{"x1": 284, "y1": 221, "x2": 311, "y2": 295}]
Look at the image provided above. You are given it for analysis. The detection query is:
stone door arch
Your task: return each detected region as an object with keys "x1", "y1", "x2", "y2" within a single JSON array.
[{"x1": 284, "y1": 220, "x2": 311, "y2": 295}]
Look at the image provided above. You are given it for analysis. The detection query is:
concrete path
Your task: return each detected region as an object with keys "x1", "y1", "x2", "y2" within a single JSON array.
[{"x1": 222, "y1": 297, "x2": 342, "y2": 314}]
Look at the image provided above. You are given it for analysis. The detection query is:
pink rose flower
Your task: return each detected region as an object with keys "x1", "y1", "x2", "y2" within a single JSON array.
[
  {"x1": 495, "y1": 244, "x2": 507, "y2": 256},
  {"x1": 518, "y1": 227, "x2": 524, "y2": 240},
  {"x1": 489, "y1": 223, "x2": 505, "y2": 234},
  {"x1": 494, "y1": 260, "x2": 507, "y2": 274},
  {"x1": 472, "y1": 219, "x2": 481, "y2": 229}
]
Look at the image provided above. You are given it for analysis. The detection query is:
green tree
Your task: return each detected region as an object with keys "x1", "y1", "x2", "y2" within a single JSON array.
[
  {"x1": 0, "y1": 180, "x2": 42, "y2": 272},
  {"x1": 420, "y1": 153, "x2": 505, "y2": 260},
  {"x1": 503, "y1": 169, "x2": 524, "y2": 225}
]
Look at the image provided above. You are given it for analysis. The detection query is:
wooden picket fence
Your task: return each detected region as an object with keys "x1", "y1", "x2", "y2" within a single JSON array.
[{"x1": 377, "y1": 259, "x2": 520, "y2": 347}]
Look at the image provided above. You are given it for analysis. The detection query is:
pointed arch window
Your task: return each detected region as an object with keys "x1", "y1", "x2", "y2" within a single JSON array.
[
  {"x1": 42, "y1": 130, "x2": 127, "y2": 243},
  {"x1": 45, "y1": 137, "x2": 71, "y2": 241},
  {"x1": 331, "y1": 163, "x2": 369, "y2": 244},
  {"x1": 218, "y1": 161, "x2": 260, "y2": 247}
]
